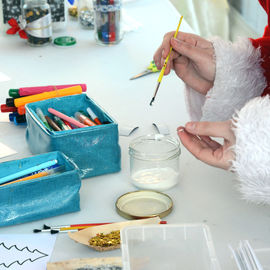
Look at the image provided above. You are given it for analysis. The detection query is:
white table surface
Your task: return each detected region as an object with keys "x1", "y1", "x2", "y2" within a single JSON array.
[{"x1": 0, "y1": 0, "x2": 270, "y2": 269}]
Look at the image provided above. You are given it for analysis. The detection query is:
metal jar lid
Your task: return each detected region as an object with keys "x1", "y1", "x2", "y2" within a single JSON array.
[{"x1": 115, "y1": 190, "x2": 173, "y2": 219}]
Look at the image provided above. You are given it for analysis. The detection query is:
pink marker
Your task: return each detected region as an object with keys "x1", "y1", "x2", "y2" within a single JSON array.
[
  {"x1": 12, "y1": 84, "x2": 87, "y2": 96},
  {"x1": 48, "y1": 108, "x2": 88, "y2": 128}
]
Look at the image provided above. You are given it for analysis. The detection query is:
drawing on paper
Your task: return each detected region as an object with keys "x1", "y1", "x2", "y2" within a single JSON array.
[{"x1": 0, "y1": 242, "x2": 48, "y2": 268}]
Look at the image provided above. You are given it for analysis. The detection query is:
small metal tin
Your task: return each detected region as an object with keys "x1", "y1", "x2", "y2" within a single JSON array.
[{"x1": 115, "y1": 190, "x2": 173, "y2": 219}]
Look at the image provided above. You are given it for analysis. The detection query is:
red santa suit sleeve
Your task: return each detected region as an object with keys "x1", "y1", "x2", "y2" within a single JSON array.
[{"x1": 185, "y1": 0, "x2": 270, "y2": 204}]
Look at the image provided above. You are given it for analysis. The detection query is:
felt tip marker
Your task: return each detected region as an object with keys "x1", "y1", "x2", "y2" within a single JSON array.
[
  {"x1": 36, "y1": 108, "x2": 52, "y2": 131},
  {"x1": 14, "y1": 86, "x2": 82, "y2": 108},
  {"x1": 75, "y1": 112, "x2": 96, "y2": 127},
  {"x1": 62, "y1": 119, "x2": 73, "y2": 130},
  {"x1": 45, "y1": 116, "x2": 62, "y2": 131},
  {"x1": 6, "y1": 98, "x2": 15, "y2": 107},
  {"x1": 13, "y1": 83, "x2": 87, "y2": 96},
  {"x1": 53, "y1": 116, "x2": 71, "y2": 130},
  {"x1": 1, "y1": 104, "x2": 17, "y2": 113},
  {"x1": 18, "y1": 106, "x2": 26, "y2": 115},
  {"x1": 86, "y1": 107, "x2": 102, "y2": 125},
  {"x1": 9, "y1": 89, "x2": 21, "y2": 98},
  {"x1": 48, "y1": 108, "x2": 87, "y2": 128},
  {"x1": 14, "y1": 114, "x2": 26, "y2": 125},
  {"x1": 0, "y1": 159, "x2": 58, "y2": 185}
]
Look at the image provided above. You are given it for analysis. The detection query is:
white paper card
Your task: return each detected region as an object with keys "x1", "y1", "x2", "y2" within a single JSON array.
[{"x1": 0, "y1": 234, "x2": 57, "y2": 270}]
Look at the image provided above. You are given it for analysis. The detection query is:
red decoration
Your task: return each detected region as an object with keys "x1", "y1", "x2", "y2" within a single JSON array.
[
  {"x1": 251, "y1": 0, "x2": 270, "y2": 96},
  {"x1": 6, "y1": 18, "x2": 27, "y2": 39}
]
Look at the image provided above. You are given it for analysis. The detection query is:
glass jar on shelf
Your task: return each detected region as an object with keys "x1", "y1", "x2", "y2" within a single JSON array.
[{"x1": 22, "y1": 0, "x2": 53, "y2": 46}]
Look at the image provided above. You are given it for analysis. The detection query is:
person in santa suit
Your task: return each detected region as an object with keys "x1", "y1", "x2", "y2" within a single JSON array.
[{"x1": 153, "y1": 0, "x2": 270, "y2": 205}]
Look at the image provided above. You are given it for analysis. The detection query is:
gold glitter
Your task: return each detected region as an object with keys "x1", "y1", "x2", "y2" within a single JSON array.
[
  {"x1": 68, "y1": 6, "x2": 78, "y2": 17},
  {"x1": 89, "y1": 230, "x2": 120, "y2": 247}
]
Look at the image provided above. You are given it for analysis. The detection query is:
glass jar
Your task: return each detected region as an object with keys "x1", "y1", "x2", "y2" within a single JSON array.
[
  {"x1": 93, "y1": 0, "x2": 122, "y2": 45},
  {"x1": 78, "y1": 0, "x2": 94, "y2": 28},
  {"x1": 129, "y1": 134, "x2": 181, "y2": 191},
  {"x1": 22, "y1": 0, "x2": 52, "y2": 46}
]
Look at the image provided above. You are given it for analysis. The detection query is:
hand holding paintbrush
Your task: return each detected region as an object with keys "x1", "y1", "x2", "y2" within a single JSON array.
[{"x1": 150, "y1": 16, "x2": 183, "y2": 106}]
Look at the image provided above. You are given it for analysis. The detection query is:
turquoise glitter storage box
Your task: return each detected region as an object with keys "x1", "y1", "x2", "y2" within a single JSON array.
[
  {"x1": 25, "y1": 94, "x2": 121, "y2": 179},
  {"x1": 0, "y1": 151, "x2": 81, "y2": 227}
]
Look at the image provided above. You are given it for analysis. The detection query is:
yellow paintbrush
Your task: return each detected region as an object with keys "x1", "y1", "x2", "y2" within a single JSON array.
[{"x1": 150, "y1": 15, "x2": 183, "y2": 106}]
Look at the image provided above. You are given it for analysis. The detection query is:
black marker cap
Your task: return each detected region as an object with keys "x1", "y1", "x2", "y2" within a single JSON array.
[
  {"x1": 14, "y1": 114, "x2": 26, "y2": 123},
  {"x1": 6, "y1": 98, "x2": 15, "y2": 107}
]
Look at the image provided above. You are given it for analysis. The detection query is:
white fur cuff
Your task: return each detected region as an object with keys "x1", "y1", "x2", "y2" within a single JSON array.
[
  {"x1": 232, "y1": 96, "x2": 270, "y2": 204},
  {"x1": 184, "y1": 37, "x2": 266, "y2": 121},
  {"x1": 202, "y1": 37, "x2": 266, "y2": 121}
]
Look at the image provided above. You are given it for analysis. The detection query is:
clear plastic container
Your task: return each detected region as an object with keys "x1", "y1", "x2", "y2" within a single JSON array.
[
  {"x1": 22, "y1": 0, "x2": 52, "y2": 46},
  {"x1": 129, "y1": 134, "x2": 181, "y2": 191},
  {"x1": 93, "y1": 0, "x2": 122, "y2": 45},
  {"x1": 121, "y1": 224, "x2": 221, "y2": 270}
]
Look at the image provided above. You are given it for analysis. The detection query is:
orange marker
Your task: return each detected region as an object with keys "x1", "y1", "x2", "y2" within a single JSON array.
[
  {"x1": 14, "y1": 85, "x2": 82, "y2": 107},
  {"x1": 18, "y1": 106, "x2": 25, "y2": 115},
  {"x1": 75, "y1": 112, "x2": 96, "y2": 126}
]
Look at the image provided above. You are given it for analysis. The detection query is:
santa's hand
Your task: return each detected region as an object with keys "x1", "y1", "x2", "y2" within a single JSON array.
[
  {"x1": 154, "y1": 31, "x2": 215, "y2": 95},
  {"x1": 177, "y1": 120, "x2": 235, "y2": 170}
]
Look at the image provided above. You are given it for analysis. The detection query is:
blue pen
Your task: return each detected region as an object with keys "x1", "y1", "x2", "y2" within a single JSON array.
[{"x1": 0, "y1": 159, "x2": 58, "y2": 185}]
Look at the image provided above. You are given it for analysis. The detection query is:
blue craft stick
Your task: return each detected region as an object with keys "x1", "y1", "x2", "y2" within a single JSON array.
[{"x1": 0, "y1": 159, "x2": 58, "y2": 185}]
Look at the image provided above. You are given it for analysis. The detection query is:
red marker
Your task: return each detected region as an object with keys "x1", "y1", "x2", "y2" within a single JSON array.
[
  {"x1": 1, "y1": 104, "x2": 17, "y2": 113},
  {"x1": 86, "y1": 107, "x2": 102, "y2": 125}
]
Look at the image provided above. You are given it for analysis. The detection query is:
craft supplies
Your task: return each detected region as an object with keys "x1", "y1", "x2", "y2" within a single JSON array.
[
  {"x1": 48, "y1": 108, "x2": 88, "y2": 128},
  {"x1": 130, "y1": 60, "x2": 159, "y2": 80},
  {"x1": 44, "y1": 222, "x2": 111, "y2": 230},
  {"x1": 14, "y1": 85, "x2": 83, "y2": 107},
  {"x1": 45, "y1": 115, "x2": 61, "y2": 131},
  {"x1": 68, "y1": 217, "x2": 161, "y2": 251},
  {"x1": 150, "y1": 16, "x2": 183, "y2": 106},
  {"x1": 0, "y1": 151, "x2": 81, "y2": 227},
  {"x1": 75, "y1": 111, "x2": 96, "y2": 126},
  {"x1": 0, "y1": 159, "x2": 58, "y2": 185},
  {"x1": 1, "y1": 165, "x2": 64, "y2": 187},
  {"x1": 93, "y1": 0, "x2": 122, "y2": 45},
  {"x1": 0, "y1": 104, "x2": 17, "y2": 112},
  {"x1": 1, "y1": 84, "x2": 86, "y2": 126},
  {"x1": 26, "y1": 94, "x2": 121, "y2": 178},
  {"x1": 54, "y1": 116, "x2": 71, "y2": 130},
  {"x1": 115, "y1": 190, "x2": 173, "y2": 219},
  {"x1": 86, "y1": 107, "x2": 102, "y2": 125},
  {"x1": 129, "y1": 134, "x2": 181, "y2": 191},
  {"x1": 78, "y1": 0, "x2": 94, "y2": 28},
  {"x1": 89, "y1": 230, "x2": 120, "y2": 251},
  {"x1": 11, "y1": 83, "x2": 87, "y2": 96},
  {"x1": 36, "y1": 108, "x2": 52, "y2": 130},
  {"x1": 22, "y1": 0, "x2": 53, "y2": 46},
  {"x1": 121, "y1": 224, "x2": 221, "y2": 270}
]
